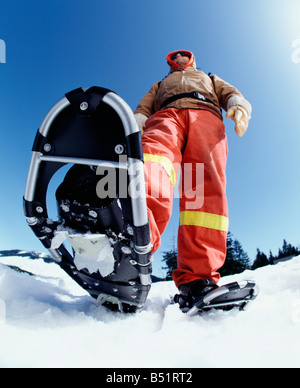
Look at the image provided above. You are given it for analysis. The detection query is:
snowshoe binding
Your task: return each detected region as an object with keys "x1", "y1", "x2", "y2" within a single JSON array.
[
  {"x1": 174, "y1": 279, "x2": 258, "y2": 316},
  {"x1": 23, "y1": 87, "x2": 152, "y2": 313}
]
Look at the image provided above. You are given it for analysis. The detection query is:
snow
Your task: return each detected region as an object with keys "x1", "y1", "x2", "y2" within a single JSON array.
[
  {"x1": 0, "y1": 252, "x2": 300, "y2": 368},
  {"x1": 52, "y1": 232, "x2": 116, "y2": 277},
  {"x1": 69, "y1": 233, "x2": 115, "y2": 277}
]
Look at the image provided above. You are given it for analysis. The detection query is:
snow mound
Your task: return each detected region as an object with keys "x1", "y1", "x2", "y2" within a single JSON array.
[{"x1": 0, "y1": 252, "x2": 300, "y2": 368}]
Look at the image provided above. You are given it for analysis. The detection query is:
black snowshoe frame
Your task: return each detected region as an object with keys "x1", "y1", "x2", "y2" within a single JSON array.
[
  {"x1": 23, "y1": 87, "x2": 152, "y2": 312},
  {"x1": 185, "y1": 280, "x2": 259, "y2": 316}
]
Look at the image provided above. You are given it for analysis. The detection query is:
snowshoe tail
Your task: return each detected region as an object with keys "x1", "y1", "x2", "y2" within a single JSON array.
[
  {"x1": 186, "y1": 280, "x2": 259, "y2": 316},
  {"x1": 23, "y1": 87, "x2": 152, "y2": 312}
]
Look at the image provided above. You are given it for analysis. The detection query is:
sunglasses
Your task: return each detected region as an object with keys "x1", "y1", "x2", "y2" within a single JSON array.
[{"x1": 171, "y1": 52, "x2": 190, "y2": 60}]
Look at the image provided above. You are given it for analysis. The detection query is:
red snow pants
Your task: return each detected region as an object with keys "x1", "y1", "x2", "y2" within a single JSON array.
[{"x1": 142, "y1": 108, "x2": 228, "y2": 287}]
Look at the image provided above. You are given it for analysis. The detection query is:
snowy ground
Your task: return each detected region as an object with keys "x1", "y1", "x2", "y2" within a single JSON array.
[{"x1": 0, "y1": 251, "x2": 300, "y2": 368}]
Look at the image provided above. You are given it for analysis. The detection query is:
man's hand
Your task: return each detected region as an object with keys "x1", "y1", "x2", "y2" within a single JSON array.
[
  {"x1": 134, "y1": 113, "x2": 148, "y2": 134},
  {"x1": 226, "y1": 105, "x2": 249, "y2": 137}
]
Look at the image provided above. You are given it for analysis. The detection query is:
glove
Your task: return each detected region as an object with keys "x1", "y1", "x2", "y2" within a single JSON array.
[
  {"x1": 226, "y1": 105, "x2": 249, "y2": 137},
  {"x1": 134, "y1": 113, "x2": 148, "y2": 134}
]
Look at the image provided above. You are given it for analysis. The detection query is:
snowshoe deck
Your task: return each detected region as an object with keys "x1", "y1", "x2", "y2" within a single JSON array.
[
  {"x1": 186, "y1": 280, "x2": 259, "y2": 316},
  {"x1": 23, "y1": 87, "x2": 152, "y2": 312}
]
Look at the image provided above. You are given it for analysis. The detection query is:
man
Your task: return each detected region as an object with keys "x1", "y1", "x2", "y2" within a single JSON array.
[{"x1": 134, "y1": 50, "x2": 252, "y2": 312}]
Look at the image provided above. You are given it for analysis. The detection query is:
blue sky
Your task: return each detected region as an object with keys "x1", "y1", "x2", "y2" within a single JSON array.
[{"x1": 0, "y1": 0, "x2": 300, "y2": 277}]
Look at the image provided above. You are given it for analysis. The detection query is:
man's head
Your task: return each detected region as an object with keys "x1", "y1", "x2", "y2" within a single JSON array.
[
  {"x1": 166, "y1": 50, "x2": 194, "y2": 71},
  {"x1": 171, "y1": 52, "x2": 190, "y2": 67}
]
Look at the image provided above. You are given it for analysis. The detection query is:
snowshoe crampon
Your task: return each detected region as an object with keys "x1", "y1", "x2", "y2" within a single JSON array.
[
  {"x1": 185, "y1": 280, "x2": 259, "y2": 316},
  {"x1": 23, "y1": 87, "x2": 152, "y2": 313}
]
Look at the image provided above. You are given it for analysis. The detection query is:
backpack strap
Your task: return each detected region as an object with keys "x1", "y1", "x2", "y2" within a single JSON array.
[{"x1": 160, "y1": 91, "x2": 221, "y2": 111}]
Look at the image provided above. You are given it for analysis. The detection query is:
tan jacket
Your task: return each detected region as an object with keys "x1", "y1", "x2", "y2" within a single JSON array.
[{"x1": 135, "y1": 50, "x2": 251, "y2": 121}]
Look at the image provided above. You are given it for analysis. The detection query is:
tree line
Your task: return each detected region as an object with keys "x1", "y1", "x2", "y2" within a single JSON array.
[{"x1": 162, "y1": 231, "x2": 300, "y2": 280}]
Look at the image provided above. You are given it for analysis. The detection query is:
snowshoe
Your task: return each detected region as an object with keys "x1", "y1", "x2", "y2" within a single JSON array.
[
  {"x1": 174, "y1": 279, "x2": 218, "y2": 313},
  {"x1": 23, "y1": 87, "x2": 152, "y2": 313},
  {"x1": 174, "y1": 279, "x2": 258, "y2": 316}
]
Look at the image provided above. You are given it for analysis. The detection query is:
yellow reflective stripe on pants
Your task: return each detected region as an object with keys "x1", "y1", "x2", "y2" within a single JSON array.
[
  {"x1": 179, "y1": 211, "x2": 229, "y2": 232},
  {"x1": 143, "y1": 153, "x2": 177, "y2": 188}
]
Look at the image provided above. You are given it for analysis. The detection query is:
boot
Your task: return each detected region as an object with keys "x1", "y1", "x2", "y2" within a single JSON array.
[{"x1": 174, "y1": 278, "x2": 218, "y2": 313}]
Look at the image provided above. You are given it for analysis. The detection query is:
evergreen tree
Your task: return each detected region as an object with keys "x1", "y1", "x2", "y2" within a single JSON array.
[
  {"x1": 233, "y1": 239, "x2": 251, "y2": 269},
  {"x1": 161, "y1": 235, "x2": 300, "y2": 278},
  {"x1": 251, "y1": 248, "x2": 269, "y2": 270},
  {"x1": 219, "y1": 231, "x2": 250, "y2": 276},
  {"x1": 161, "y1": 249, "x2": 177, "y2": 280},
  {"x1": 269, "y1": 250, "x2": 275, "y2": 265},
  {"x1": 278, "y1": 239, "x2": 300, "y2": 258}
]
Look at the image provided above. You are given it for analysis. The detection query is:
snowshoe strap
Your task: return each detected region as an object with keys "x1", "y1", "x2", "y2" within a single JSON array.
[{"x1": 65, "y1": 86, "x2": 113, "y2": 116}]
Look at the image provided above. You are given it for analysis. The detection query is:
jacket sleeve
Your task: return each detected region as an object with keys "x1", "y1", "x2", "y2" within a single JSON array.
[
  {"x1": 134, "y1": 81, "x2": 160, "y2": 118},
  {"x1": 212, "y1": 75, "x2": 252, "y2": 118}
]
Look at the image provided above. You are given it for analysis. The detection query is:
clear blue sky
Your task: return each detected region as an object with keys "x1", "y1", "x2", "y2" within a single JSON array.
[{"x1": 1, "y1": 0, "x2": 300, "y2": 277}]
